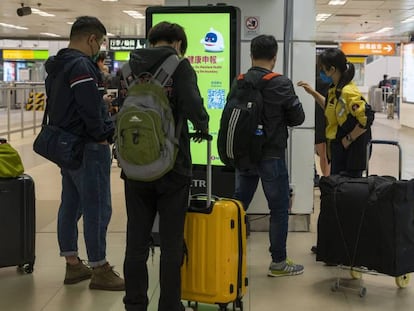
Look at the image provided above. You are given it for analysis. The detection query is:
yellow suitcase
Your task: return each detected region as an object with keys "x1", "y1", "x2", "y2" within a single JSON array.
[{"x1": 181, "y1": 195, "x2": 247, "y2": 310}]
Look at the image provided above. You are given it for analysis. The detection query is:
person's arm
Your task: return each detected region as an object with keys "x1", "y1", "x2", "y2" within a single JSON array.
[
  {"x1": 340, "y1": 89, "x2": 369, "y2": 149},
  {"x1": 341, "y1": 125, "x2": 366, "y2": 149},
  {"x1": 297, "y1": 81, "x2": 326, "y2": 109},
  {"x1": 275, "y1": 78, "x2": 305, "y2": 127},
  {"x1": 70, "y1": 59, "x2": 114, "y2": 142},
  {"x1": 173, "y1": 59, "x2": 209, "y2": 132}
]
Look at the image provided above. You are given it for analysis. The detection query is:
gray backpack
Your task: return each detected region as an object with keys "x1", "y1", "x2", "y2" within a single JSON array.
[{"x1": 116, "y1": 54, "x2": 181, "y2": 181}]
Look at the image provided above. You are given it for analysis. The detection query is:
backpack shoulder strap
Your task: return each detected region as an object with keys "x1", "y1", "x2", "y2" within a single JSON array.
[
  {"x1": 121, "y1": 54, "x2": 181, "y2": 89},
  {"x1": 153, "y1": 54, "x2": 180, "y2": 87},
  {"x1": 257, "y1": 72, "x2": 281, "y2": 89},
  {"x1": 262, "y1": 72, "x2": 281, "y2": 80},
  {"x1": 121, "y1": 62, "x2": 134, "y2": 89}
]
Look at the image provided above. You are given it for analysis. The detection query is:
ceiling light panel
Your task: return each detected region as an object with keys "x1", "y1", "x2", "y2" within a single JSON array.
[
  {"x1": 401, "y1": 16, "x2": 414, "y2": 24},
  {"x1": 316, "y1": 13, "x2": 332, "y2": 21},
  {"x1": 375, "y1": 27, "x2": 394, "y2": 33},
  {"x1": 123, "y1": 10, "x2": 144, "y2": 19},
  {"x1": 328, "y1": 0, "x2": 347, "y2": 5},
  {"x1": 40, "y1": 32, "x2": 61, "y2": 37},
  {"x1": 31, "y1": 8, "x2": 55, "y2": 17},
  {"x1": 0, "y1": 23, "x2": 28, "y2": 30}
]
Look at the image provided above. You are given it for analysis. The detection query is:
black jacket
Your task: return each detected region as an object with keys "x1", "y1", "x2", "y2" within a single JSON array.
[
  {"x1": 228, "y1": 66, "x2": 305, "y2": 159},
  {"x1": 126, "y1": 46, "x2": 209, "y2": 177},
  {"x1": 44, "y1": 48, "x2": 114, "y2": 143}
]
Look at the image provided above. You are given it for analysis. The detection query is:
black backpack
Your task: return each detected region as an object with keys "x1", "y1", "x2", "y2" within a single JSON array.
[{"x1": 217, "y1": 72, "x2": 280, "y2": 169}]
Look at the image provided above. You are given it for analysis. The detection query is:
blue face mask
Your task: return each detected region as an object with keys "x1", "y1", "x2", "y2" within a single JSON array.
[{"x1": 320, "y1": 71, "x2": 333, "y2": 84}]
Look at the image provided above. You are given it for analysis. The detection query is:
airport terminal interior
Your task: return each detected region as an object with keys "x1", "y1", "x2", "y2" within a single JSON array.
[
  {"x1": 0, "y1": 113, "x2": 413, "y2": 311},
  {"x1": 2, "y1": 1, "x2": 414, "y2": 311}
]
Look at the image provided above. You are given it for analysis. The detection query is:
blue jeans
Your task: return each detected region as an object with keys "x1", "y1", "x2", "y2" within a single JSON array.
[
  {"x1": 234, "y1": 158, "x2": 290, "y2": 263},
  {"x1": 123, "y1": 171, "x2": 191, "y2": 311},
  {"x1": 58, "y1": 142, "x2": 112, "y2": 267}
]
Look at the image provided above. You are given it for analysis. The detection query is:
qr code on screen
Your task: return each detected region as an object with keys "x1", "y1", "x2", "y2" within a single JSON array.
[{"x1": 207, "y1": 89, "x2": 226, "y2": 109}]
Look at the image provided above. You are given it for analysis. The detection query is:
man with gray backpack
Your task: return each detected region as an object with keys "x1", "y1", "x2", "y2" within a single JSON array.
[{"x1": 118, "y1": 21, "x2": 209, "y2": 311}]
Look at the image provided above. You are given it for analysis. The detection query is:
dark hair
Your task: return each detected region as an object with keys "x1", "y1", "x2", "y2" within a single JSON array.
[
  {"x1": 148, "y1": 21, "x2": 188, "y2": 55},
  {"x1": 70, "y1": 16, "x2": 106, "y2": 40},
  {"x1": 250, "y1": 35, "x2": 278, "y2": 60},
  {"x1": 319, "y1": 48, "x2": 355, "y2": 94}
]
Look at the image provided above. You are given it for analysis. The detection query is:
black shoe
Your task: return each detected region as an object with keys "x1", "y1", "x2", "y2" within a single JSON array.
[
  {"x1": 311, "y1": 245, "x2": 317, "y2": 254},
  {"x1": 314, "y1": 175, "x2": 320, "y2": 187}
]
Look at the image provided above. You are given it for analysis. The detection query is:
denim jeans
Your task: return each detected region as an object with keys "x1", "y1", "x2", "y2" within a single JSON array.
[
  {"x1": 123, "y1": 171, "x2": 191, "y2": 311},
  {"x1": 234, "y1": 158, "x2": 290, "y2": 263},
  {"x1": 58, "y1": 142, "x2": 112, "y2": 267}
]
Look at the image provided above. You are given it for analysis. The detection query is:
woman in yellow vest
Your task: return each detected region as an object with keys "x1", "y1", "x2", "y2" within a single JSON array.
[{"x1": 298, "y1": 48, "x2": 374, "y2": 177}]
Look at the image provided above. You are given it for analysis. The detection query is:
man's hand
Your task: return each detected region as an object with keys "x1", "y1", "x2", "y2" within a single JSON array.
[
  {"x1": 191, "y1": 129, "x2": 210, "y2": 143},
  {"x1": 103, "y1": 94, "x2": 113, "y2": 104}
]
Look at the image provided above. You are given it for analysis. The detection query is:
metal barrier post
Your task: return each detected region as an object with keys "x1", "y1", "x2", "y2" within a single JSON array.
[
  {"x1": 0, "y1": 82, "x2": 45, "y2": 141},
  {"x1": 20, "y1": 86, "x2": 25, "y2": 138},
  {"x1": 6, "y1": 86, "x2": 12, "y2": 142}
]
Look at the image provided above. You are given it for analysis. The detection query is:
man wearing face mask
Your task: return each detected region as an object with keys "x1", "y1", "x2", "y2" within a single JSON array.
[{"x1": 43, "y1": 16, "x2": 124, "y2": 291}]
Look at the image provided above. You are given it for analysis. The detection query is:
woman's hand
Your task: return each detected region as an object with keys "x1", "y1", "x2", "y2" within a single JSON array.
[
  {"x1": 297, "y1": 81, "x2": 326, "y2": 109},
  {"x1": 297, "y1": 81, "x2": 315, "y2": 95},
  {"x1": 341, "y1": 136, "x2": 352, "y2": 149}
]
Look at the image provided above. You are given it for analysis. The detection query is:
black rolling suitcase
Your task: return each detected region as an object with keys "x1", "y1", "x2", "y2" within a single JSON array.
[
  {"x1": 317, "y1": 140, "x2": 414, "y2": 278},
  {"x1": 0, "y1": 174, "x2": 36, "y2": 273}
]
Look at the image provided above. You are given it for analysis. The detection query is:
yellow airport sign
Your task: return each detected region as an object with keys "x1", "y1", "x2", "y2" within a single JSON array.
[{"x1": 341, "y1": 42, "x2": 396, "y2": 56}]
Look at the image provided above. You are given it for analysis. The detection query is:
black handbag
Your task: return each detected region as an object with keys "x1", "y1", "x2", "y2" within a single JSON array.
[{"x1": 33, "y1": 103, "x2": 84, "y2": 170}]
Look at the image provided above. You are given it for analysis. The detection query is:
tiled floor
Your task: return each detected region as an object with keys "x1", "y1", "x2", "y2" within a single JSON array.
[{"x1": 1, "y1": 112, "x2": 414, "y2": 311}]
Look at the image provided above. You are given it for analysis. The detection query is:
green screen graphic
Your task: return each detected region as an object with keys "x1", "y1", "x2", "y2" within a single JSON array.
[{"x1": 151, "y1": 12, "x2": 233, "y2": 165}]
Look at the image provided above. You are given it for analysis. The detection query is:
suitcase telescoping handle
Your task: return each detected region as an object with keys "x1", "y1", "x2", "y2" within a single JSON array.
[
  {"x1": 366, "y1": 139, "x2": 402, "y2": 179},
  {"x1": 189, "y1": 132, "x2": 213, "y2": 207}
]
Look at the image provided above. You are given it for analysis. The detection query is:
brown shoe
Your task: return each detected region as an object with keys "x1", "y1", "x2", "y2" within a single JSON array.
[
  {"x1": 64, "y1": 259, "x2": 92, "y2": 285},
  {"x1": 89, "y1": 262, "x2": 125, "y2": 291}
]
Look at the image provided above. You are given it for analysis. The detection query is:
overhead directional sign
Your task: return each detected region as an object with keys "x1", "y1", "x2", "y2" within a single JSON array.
[
  {"x1": 108, "y1": 38, "x2": 146, "y2": 51},
  {"x1": 340, "y1": 42, "x2": 396, "y2": 56}
]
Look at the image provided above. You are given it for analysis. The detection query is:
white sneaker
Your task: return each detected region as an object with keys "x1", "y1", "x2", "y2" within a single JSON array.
[{"x1": 184, "y1": 308, "x2": 194, "y2": 311}]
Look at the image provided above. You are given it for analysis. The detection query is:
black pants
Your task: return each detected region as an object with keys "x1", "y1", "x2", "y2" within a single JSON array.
[
  {"x1": 123, "y1": 171, "x2": 191, "y2": 311},
  {"x1": 330, "y1": 141, "x2": 364, "y2": 178}
]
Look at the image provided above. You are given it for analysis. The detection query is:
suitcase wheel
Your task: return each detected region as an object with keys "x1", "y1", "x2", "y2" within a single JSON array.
[
  {"x1": 232, "y1": 298, "x2": 243, "y2": 311},
  {"x1": 331, "y1": 280, "x2": 340, "y2": 292},
  {"x1": 17, "y1": 263, "x2": 34, "y2": 274},
  {"x1": 218, "y1": 303, "x2": 228, "y2": 311},
  {"x1": 395, "y1": 274, "x2": 410, "y2": 288},
  {"x1": 359, "y1": 287, "x2": 367, "y2": 298}
]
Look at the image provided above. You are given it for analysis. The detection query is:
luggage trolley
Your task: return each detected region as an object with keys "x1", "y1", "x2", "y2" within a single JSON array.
[{"x1": 318, "y1": 140, "x2": 411, "y2": 297}]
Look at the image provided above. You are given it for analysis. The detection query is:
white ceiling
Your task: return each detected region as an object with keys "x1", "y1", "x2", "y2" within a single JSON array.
[
  {"x1": 316, "y1": 0, "x2": 414, "y2": 42},
  {"x1": 0, "y1": 0, "x2": 413, "y2": 42}
]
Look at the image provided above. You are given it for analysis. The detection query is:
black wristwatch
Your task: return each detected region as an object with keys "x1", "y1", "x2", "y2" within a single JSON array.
[{"x1": 345, "y1": 134, "x2": 354, "y2": 142}]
